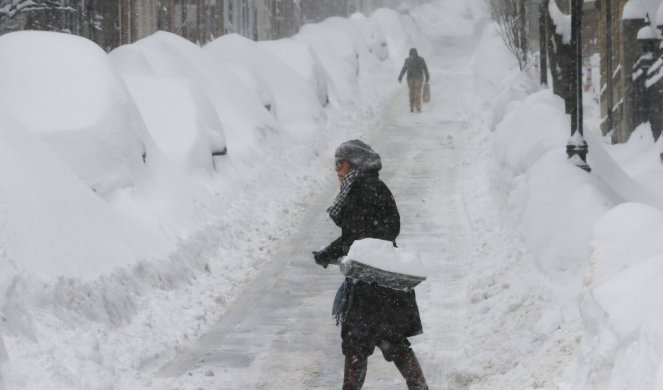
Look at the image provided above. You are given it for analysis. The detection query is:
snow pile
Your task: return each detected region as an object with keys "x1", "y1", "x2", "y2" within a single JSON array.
[
  {"x1": 563, "y1": 128, "x2": 663, "y2": 389},
  {"x1": 294, "y1": 22, "x2": 361, "y2": 105},
  {"x1": 205, "y1": 33, "x2": 324, "y2": 140},
  {"x1": 370, "y1": 8, "x2": 425, "y2": 68},
  {"x1": 483, "y1": 13, "x2": 663, "y2": 388},
  {"x1": 344, "y1": 238, "x2": 427, "y2": 278},
  {"x1": 110, "y1": 31, "x2": 285, "y2": 172},
  {"x1": 350, "y1": 13, "x2": 389, "y2": 61},
  {"x1": 0, "y1": 31, "x2": 149, "y2": 197},
  {"x1": 259, "y1": 38, "x2": 330, "y2": 107},
  {"x1": 570, "y1": 203, "x2": 663, "y2": 390},
  {"x1": 0, "y1": 107, "x2": 167, "y2": 277},
  {"x1": 323, "y1": 16, "x2": 373, "y2": 75},
  {"x1": 109, "y1": 32, "x2": 228, "y2": 174}
]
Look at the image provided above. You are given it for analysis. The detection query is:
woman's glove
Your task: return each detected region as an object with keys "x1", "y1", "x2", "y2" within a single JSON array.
[{"x1": 312, "y1": 250, "x2": 330, "y2": 268}]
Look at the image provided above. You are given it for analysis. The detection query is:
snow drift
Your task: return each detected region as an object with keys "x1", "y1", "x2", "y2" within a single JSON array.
[
  {"x1": 0, "y1": 31, "x2": 149, "y2": 197},
  {"x1": 483, "y1": 14, "x2": 663, "y2": 389}
]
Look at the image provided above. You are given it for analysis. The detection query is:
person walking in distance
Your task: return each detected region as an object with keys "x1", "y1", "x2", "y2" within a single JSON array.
[
  {"x1": 312, "y1": 140, "x2": 429, "y2": 390},
  {"x1": 398, "y1": 48, "x2": 429, "y2": 113}
]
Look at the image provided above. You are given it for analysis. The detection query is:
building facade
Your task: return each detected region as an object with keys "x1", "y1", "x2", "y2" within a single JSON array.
[{"x1": 596, "y1": 0, "x2": 663, "y2": 142}]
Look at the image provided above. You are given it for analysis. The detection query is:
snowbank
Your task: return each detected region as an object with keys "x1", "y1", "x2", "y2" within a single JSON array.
[
  {"x1": 492, "y1": 89, "x2": 618, "y2": 285},
  {"x1": 258, "y1": 38, "x2": 330, "y2": 107},
  {"x1": 0, "y1": 31, "x2": 149, "y2": 197},
  {"x1": 485, "y1": 13, "x2": 663, "y2": 388},
  {"x1": 204, "y1": 33, "x2": 324, "y2": 140},
  {"x1": 0, "y1": 107, "x2": 166, "y2": 278},
  {"x1": 294, "y1": 23, "x2": 361, "y2": 105},
  {"x1": 119, "y1": 74, "x2": 224, "y2": 173},
  {"x1": 350, "y1": 13, "x2": 389, "y2": 61},
  {"x1": 570, "y1": 202, "x2": 663, "y2": 390},
  {"x1": 370, "y1": 8, "x2": 423, "y2": 68},
  {"x1": 108, "y1": 33, "x2": 228, "y2": 174}
]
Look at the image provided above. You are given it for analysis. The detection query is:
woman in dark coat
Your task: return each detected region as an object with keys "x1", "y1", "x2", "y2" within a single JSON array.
[{"x1": 313, "y1": 140, "x2": 428, "y2": 390}]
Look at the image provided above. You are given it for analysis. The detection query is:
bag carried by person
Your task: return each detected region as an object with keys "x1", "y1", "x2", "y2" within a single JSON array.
[{"x1": 422, "y1": 82, "x2": 431, "y2": 103}]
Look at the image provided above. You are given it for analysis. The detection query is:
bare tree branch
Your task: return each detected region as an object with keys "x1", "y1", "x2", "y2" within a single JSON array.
[{"x1": 491, "y1": 0, "x2": 530, "y2": 71}]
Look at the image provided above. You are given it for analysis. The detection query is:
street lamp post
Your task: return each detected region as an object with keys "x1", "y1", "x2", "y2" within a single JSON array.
[
  {"x1": 604, "y1": 0, "x2": 614, "y2": 136},
  {"x1": 540, "y1": 0, "x2": 548, "y2": 86},
  {"x1": 567, "y1": 0, "x2": 591, "y2": 172}
]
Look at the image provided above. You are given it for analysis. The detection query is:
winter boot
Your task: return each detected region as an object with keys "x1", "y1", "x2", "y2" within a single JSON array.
[
  {"x1": 393, "y1": 349, "x2": 428, "y2": 390},
  {"x1": 342, "y1": 353, "x2": 368, "y2": 390}
]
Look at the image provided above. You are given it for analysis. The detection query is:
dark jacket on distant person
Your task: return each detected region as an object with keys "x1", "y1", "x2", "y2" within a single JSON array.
[{"x1": 398, "y1": 48, "x2": 430, "y2": 82}]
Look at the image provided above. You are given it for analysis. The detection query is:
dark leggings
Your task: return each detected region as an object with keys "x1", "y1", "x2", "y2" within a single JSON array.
[{"x1": 342, "y1": 345, "x2": 429, "y2": 390}]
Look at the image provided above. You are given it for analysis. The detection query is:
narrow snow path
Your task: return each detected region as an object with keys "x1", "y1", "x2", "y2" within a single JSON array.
[{"x1": 153, "y1": 36, "x2": 564, "y2": 389}]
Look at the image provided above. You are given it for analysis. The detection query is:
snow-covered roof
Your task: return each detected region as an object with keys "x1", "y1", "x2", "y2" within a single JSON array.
[
  {"x1": 638, "y1": 24, "x2": 661, "y2": 40},
  {"x1": 623, "y1": 0, "x2": 646, "y2": 20}
]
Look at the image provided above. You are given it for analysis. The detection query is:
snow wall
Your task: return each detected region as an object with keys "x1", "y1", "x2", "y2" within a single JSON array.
[{"x1": 479, "y1": 17, "x2": 663, "y2": 390}]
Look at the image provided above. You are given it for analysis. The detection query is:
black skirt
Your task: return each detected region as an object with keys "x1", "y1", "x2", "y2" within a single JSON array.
[{"x1": 339, "y1": 279, "x2": 423, "y2": 357}]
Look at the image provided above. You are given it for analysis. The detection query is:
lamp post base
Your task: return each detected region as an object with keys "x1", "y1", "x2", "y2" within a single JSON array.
[{"x1": 566, "y1": 141, "x2": 591, "y2": 172}]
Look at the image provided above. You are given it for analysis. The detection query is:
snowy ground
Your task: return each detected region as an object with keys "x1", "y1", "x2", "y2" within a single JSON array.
[{"x1": 3, "y1": 1, "x2": 663, "y2": 389}]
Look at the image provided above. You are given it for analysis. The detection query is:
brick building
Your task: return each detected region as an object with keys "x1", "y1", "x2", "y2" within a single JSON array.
[{"x1": 597, "y1": 0, "x2": 663, "y2": 142}]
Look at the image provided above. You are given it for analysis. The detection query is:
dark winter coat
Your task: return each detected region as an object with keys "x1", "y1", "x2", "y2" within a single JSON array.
[
  {"x1": 398, "y1": 49, "x2": 430, "y2": 82},
  {"x1": 322, "y1": 171, "x2": 423, "y2": 354}
]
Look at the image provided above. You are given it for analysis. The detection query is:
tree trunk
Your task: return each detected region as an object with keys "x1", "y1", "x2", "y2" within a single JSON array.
[
  {"x1": 605, "y1": 0, "x2": 614, "y2": 136},
  {"x1": 539, "y1": 0, "x2": 548, "y2": 86},
  {"x1": 120, "y1": 0, "x2": 131, "y2": 44},
  {"x1": 518, "y1": 0, "x2": 527, "y2": 68},
  {"x1": 197, "y1": 0, "x2": 205, "y2": 43},
  {"x1": 167, "y1": 0, "x2": 175, "y2": 32}
]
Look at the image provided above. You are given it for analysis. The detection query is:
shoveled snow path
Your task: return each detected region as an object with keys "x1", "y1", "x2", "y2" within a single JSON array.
[{"x1": 155, "y1": 38, "x2": 570, "y2": 389}]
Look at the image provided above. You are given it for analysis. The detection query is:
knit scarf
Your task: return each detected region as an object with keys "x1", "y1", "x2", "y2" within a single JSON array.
[{"x1": 327, "y1": 169, "x2": 360, "y2": 224}]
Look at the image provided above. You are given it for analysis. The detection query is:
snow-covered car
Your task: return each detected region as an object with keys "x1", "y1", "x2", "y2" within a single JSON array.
[
  {"x1": 258, "y1": 38, "x2": 330, "y2": 108},
  {"x1": 205, "y1": 33, "x2": 325, "y2": 138},
  {"x1": 370, "y1": 8, "x2": 417, "y2": 62},
  {"x1": 110, "y1": 32, "x2": 229, "y2": 174},
  {"x1": 0, "y1": 31, "x2": 149, "y2": 197},
  {"x1": 294, "y1": 25, "x2": 358, "y2": 105},
  {"x1": 322, "y1": 16, "x2": 377, "y2": 72},
  {"x1": 222, "y1": 60, "x2": 277, "y2": 115},
  {"x1": 298, "y1": 20, "x2": 361, "y2": 77},
  {"x1": 350, "y1": 12, "x2": 389, "y2": 61}
]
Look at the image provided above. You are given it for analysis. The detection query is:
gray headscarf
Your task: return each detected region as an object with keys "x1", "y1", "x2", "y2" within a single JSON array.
[
  {"x1": 334, "y1": 139, "x2": 382, "y2": 172},
  {"x1": 328, "y1": 140, "x2": 382, "y2": 223}
]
